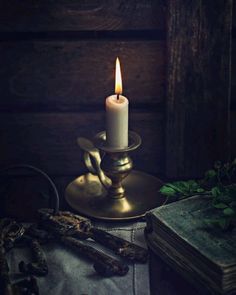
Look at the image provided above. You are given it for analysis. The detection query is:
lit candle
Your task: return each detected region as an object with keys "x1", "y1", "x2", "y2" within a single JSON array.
[{"x1": 106, "y1": 57, "x2": 129, "y2": 148}]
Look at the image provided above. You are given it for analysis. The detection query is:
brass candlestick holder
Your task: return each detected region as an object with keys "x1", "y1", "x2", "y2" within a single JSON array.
[{"x1": 65, "y1": 131, "x2": 165, "y2": 221}]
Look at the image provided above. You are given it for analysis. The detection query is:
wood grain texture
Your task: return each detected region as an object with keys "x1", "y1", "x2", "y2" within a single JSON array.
[
  {"x1": 231, "y1": 111, "x2": 236, "y2": 158},
  {"x1": 233, "y1": 0, "x2": 236, "y2": 31},
  {"x1": 166, "y1": 0, "x2": 232, "y2": 178},
  {"x1": 231, "y1": 39, "x2": 236, "y2": 109},
  {"x1": 0, "y1": 40, "x2": 165, "y2": 111},
  {"x1": 0, "y1": 112, "x2": 164, "y2": 176},
  {"x1": 0, "y1": 0, "x2": 165, "y2": 32}
]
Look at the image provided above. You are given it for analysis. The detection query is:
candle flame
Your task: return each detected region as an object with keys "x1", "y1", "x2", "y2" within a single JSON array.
[{"x1": 115, "y1": 57, "x2": 122, "y2": 95}]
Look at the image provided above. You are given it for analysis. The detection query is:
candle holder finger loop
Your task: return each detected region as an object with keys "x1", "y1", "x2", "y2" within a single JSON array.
[
  {"x1": 81, "y1": 146, "x2": 111, "y2": 190},
  {"x1": 83, "y1": 151, "x2": 98, "y2": 174}
]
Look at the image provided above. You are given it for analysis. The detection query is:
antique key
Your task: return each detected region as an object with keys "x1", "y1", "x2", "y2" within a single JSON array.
[
  {"x1": 37, "y1": 209, "x2": 129, "y2": 276},
  {"x1": 38, "y1": 209, "x2": 148, "y2": 263}
]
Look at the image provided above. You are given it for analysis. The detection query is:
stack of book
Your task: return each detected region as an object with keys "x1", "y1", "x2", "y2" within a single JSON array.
[{"x1": 145, "y1": 196, "x2": 236, "y2": 294}]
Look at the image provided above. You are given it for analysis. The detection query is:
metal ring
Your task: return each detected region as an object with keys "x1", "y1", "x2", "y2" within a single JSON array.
[{"x1": 94, "y1": 130, "x2": 142, "y2": 153}]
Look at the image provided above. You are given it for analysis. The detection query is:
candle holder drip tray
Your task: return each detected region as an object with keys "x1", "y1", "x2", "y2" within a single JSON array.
[{"x1": 65, "y1": 131, "x2": 165, "y2": 221}]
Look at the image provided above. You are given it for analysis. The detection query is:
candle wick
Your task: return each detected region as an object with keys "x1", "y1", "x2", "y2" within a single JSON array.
[{"x1": 117, "y1": 94, "x2": 120, "y2": 100}]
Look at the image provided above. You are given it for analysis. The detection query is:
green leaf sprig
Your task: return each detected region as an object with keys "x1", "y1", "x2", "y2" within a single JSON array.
[{"x1": 159, "y1": 159, "x2": 236, "y2": 230}]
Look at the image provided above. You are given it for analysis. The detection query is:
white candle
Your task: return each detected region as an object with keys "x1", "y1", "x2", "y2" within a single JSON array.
[{"x1": 106, "y1": 58, "x2": 129, "y2": 148}]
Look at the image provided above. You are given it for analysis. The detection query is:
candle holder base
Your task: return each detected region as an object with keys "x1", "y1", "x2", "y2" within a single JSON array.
[{"x1": 65, "y1": 170, "x2": 165, "y2": 221}]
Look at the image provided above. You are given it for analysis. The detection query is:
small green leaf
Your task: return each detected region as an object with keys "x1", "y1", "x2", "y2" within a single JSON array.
[
  {"x1": 205, "y1": 169, "x2": 217, "y2": 179},
  {"x1": 159, "y1": 186, "x2": 176, "y2": 196},
  {"x1": 213, "y1": 202, "x2": 228, "y2": 209},
  {"x1": 223, "y1": 207, "x2": 235, "y2": 216},
  {"x1": 188, "y1": 180, "x2": 198, "y2": 187},
  {"x1": 188, "y1": 180, "x2": 200, "y2": 191},
  {"x1": 211, "y1": 186, "x2": 221, "y2": 197},
  {"x1": 171, "y1": 181, "x2": 189, "y2": 192},
  {"x1": 197, "y1": 188, "x2": 205, "y2": 193},
  {"x1": 231, "y1": 158, "x2": 236, "y2": 166}
]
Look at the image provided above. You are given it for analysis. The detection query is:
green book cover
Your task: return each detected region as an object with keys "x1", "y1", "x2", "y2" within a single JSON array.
[{"x1": 146, "y1": 196, "x2": 236, "y2": 294}]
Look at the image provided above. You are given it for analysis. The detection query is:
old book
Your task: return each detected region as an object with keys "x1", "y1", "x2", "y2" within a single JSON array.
[{"x1": 145, "y1": 196, "x2": 236, "y2": 294}]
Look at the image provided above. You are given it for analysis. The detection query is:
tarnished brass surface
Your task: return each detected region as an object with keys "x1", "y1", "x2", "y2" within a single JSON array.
[
  {"x1": 78, "y1": 131, "x2": 142, "y2": 200},
  {"x1": 77, "y1": 137, "x2": 111, "y2": 189},
  {"x1": 101, "y1": 152, "x2": 133, "y2": 199},
  {"x1": 72, "y1": 131, "x2": 164, "y2": 220},
  {"x1": 65, "y1": 171, "x2": 165, "y2": 221},
  {"x1": 94, "y1": 131, "x2": 141, "y2": 153}
]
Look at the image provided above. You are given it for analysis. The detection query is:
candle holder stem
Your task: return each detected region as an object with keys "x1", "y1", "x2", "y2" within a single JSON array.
[{"x1": 101, "y1": 152, "x2": 132, "y2": 199}]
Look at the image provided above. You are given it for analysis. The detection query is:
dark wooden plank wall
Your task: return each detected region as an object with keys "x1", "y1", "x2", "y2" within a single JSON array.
[
  {"x1": 166, "y1": 0, "x2": 232, "y2": 178},
  {"x1": 0, "y1": 41, "x2": 164, "y2": 111},
  {"x1": 0, "y1": 0, "x2": 165, "y2": 32},
  {"x1": 231, "y1": 0, "x2": 236, "y2": 158},
  {"x1": 0, "y1": 1, "x2": 166, "y2": 215},
  {"x1": 0, "y1": 1, "x2": 235, "y2": 216}
]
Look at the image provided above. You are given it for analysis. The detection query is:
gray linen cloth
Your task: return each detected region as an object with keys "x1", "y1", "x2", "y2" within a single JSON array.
[{"x1": 7, "y1": 222, "x2": 150, "y2": 295}]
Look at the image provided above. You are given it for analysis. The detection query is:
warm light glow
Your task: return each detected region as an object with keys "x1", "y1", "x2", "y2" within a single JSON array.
[{"x1": 115, "y1": 57, "x2": 122, "y2": 95}]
